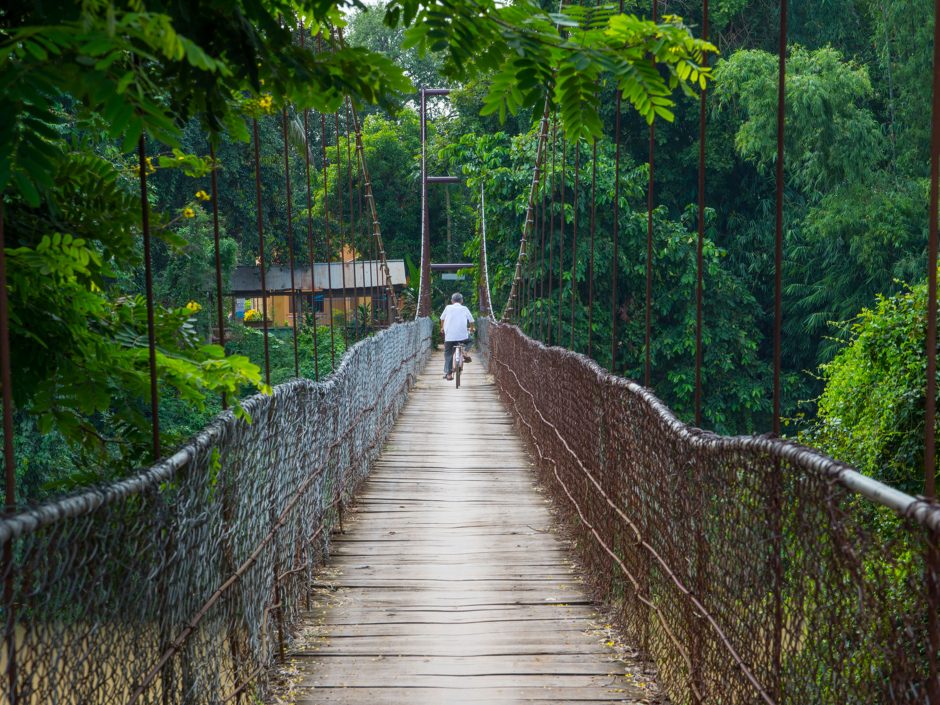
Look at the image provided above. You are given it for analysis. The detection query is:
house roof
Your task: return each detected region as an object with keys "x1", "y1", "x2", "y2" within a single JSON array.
[{"x1": 230, "y1": 260, "x2": 406, "y2": 295}]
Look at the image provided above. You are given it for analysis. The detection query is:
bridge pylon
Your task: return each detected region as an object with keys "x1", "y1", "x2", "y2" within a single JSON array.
[{"x1": 418, "y1": 87, "x2": 460, "y2": 318}]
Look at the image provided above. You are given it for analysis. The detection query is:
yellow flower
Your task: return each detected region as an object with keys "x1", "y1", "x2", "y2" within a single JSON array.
[
  {"x1": 185, "y1": 300, "x2": 202, "y2": 313},
  {"x1": 195, "y1": 190, "x2": 211, "y2": 201},
  {"x1": 182, "y1": 207, "x2": 196, "y2": 219},
  {"x1": 258, "y1": 94, "x2": 273, "y2": 111}
]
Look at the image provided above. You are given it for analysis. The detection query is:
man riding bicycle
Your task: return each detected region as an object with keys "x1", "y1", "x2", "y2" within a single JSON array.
[{"x1": 440, "y1": 292, "x2": 475, "y2": 381}]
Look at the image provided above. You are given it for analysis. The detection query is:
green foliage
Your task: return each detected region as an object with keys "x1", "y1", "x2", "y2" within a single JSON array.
[
  {"x1": 808, "y1": 277, "x2": 938, "y2": 496},
  {"x1": 346, "y1": 8, "x2": 447, "y2": 99},
  {"x1": 225, "y1": 323, "x2": 346, "y2": 388},
  {"x1": 153, "y1": 206, "x2": 238, "y2": 310},
  {"x1": 6, "y1": 0, "x2": 934, "y2": 501},
  {"x1": 387, "y1": 0, "x2": 717, "y2": 138},
  {"x1": 449, "y1": 124, "x2": 769, "y2": 434},
  {"x1": 714, "y1": 45, "x2": 883, "y2": 193},
  {"x1": 865, "y1": 0, "x2": 935, "y2": 175},
  {"x1": 786, "y1": 177, "x2": 927, "y2": 367},
  {"x1": 11, "y1": 415, "x2": 77, "y2": 502},
  {"x1": 8, "y1": 263, "x2": 260, "y2": 457},
  {"x1": 0, "y1": 0, "x2": 414, "y2": 492},
  {"x1": 619, "y1": 207, "x2": 770, "y2": 432}
]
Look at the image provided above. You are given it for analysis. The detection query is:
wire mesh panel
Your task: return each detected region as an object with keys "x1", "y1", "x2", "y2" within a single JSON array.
[
  {"x1": 478, "y1": 318, "x2": 940, "y2": 705},
  {"x1": 0, "y1": 318, "x2": 431, "y2": 705}
]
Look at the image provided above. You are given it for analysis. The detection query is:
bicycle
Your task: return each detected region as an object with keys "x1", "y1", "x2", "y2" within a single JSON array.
[{"x1": 452, "y1": 341, "x2": 466, "y2": 389}]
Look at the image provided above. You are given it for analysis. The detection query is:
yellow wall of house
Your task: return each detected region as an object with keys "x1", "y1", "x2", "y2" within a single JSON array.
[{"x1": 249, "y1": 295, "x2": 375, "y2": 327}]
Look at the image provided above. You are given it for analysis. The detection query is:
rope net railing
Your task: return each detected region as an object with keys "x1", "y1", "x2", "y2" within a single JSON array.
[
  {"x1": 0, "y1": 318, "x2": 431, "y2": 705},
  {"x1": 477, "y1": 317, "x2": 940, "y2": 705}
]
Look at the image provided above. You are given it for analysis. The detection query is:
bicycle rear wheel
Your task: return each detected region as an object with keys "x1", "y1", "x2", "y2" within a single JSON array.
[{"x1": 455, "y1": 362, "x2": 461, "y2": 389}]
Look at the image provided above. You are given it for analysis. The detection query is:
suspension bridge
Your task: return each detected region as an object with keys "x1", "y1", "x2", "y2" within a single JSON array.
[{"x1": 3, "y1": 6, "x2": 940, "y2": 705}]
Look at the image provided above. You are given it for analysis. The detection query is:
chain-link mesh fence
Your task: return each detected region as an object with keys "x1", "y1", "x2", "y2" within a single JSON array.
[
  {"x1": 0, "y1": 318, "x2": 431, "y2": 705},
  {"x1": 478, "y1": 318, "x2": 940, "y2": 705}
]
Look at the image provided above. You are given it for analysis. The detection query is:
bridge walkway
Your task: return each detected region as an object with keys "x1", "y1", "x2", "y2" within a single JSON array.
[{"x1": 282, "y1": 348, "x2": 653, "y2": 704}]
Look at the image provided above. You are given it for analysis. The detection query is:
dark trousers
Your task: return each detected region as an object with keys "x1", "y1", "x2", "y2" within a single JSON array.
[{"x1": 443, "y1": 339, "x2": 469, "y2": 375}]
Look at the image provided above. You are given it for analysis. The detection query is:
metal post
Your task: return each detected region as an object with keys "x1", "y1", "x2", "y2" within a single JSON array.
[{"x1": 418, "y1": 89, "x2": 431, "y2": 318}]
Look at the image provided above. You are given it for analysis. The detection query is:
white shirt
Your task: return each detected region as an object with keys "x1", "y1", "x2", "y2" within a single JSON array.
[{"x1": 441, "y1": 303, "x2": 474, "y2": 342}]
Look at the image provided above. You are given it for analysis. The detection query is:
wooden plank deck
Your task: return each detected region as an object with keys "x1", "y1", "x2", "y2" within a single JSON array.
[{"x1": 284, "y1": 348, "x2": 656, "y2": 705}]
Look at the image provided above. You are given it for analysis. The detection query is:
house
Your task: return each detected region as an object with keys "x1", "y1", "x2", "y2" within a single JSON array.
[{"x1": 230, "y1": 258, "x2": 407, "y2": 327}]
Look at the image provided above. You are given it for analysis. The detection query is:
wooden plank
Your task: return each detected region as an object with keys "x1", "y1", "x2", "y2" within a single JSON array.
[{"x1": 275, "y1": 349, "x2": 658, "y2": 705}]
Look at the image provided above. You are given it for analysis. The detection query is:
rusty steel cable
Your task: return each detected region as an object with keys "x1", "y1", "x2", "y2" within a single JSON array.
[
  {"x1": 771, "y1": 8, "x2": 789, "y2": 699},
  {"x1": 208, "y1": 143, "x2": 228, "y2": 409},
  {"x1": 538, "y1": 145, "x2": 548, "y2": 341},
  {"x1": 355, "y1": 156, "x2": 368, "y2": 333},
  {"x1": 926, "y1": 0, "x2": 940, "y2": 699},
  {"x1": 345, "y1": 99, "x2": 402, "y2": 322},
  {"x1": 499, "y1": 102, "x2": 550, "y2": 322},
  {"x1": 479, "y1": 182, "x2": 494, "y2": 317},
  {"x1": 368, "y1": 207, "x2": 376, "y2": 327},
  {"x1": 541, "y1": 159, "x2": 549, "y2": 335},
  {"x1": 302, "y1": 104, "x2": 320, "y2": 381},
  {"x1": 334, "y1": 111, "x2": 349, "y2": 346},
  {"x1": 645, "y1": 0, "x2": 657, "y2": 390},
  {"x1": 521, "y1": 199, "x2": 531, "y2": 330},
  {"x1": 476, "y1": 318, "x2": 940, "y2": 705},
  {"x1": 329, "y1": 30, "x2": 351, "y2": 341},
  {"x1": 320, "y1": 110, "x2": 337, "y2": 369},
  {"x1": 0, "y1": 202, "x2": 16, "y2": 704},
  {"x1": 0, "y1": 320, "x2": 432, "y2": 705},
  {"x1": 609, "y1": 0, "x2": 625, "y2": 374},
  {"x1": 611, "y1": 90, "x2": 622, "y2": 373},
  {"x1": 928, "y1": 0, "x2": 940, "y2": 507},
  {"x1": 529, "y1": 170, "x2": 542, "y2": 334},
  {"x1": 589, "y1": 136, "x2": 597, "y2": 361},
  {"x1": 556, "y1": 133, "x2": 566, "y2": 344},
  {"x1": 520, "y1": 230, "x2": 528, "y2": 330},
  {"x1": 138, "y1": 135, "x2": 161, "y2": 458},
  {"x1": 523, "y1": 216, "x2": 533, "y2": 333},
  {"x1": 252, "y1": 119, "x2": 272, "y2": 385},
  {"x1": 547, "y1": 113, "x2": 557, "y2": 344},
  {"x1": 282, "y1": 109, "x2": 300, "y2": 377},
  {"x1": 570, "y1": 138, "x2": 579, "y2": 351},
  {"x1": 345, "y1": 101, "x2": 359, "y2": 341},
  {"x1": 694, "y1": 0, "x2": 709, "y2": 427},
  {"x1": 298, "y1": 24, "x2": 319, "y2": 378}
]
